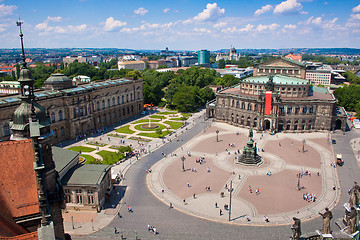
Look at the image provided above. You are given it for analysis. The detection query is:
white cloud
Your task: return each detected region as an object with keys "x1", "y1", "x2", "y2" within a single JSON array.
[
  {"x1": 0, "y1": 4, "x2": 17, "y2": 17},
  {"x1": 240, "y1": 24, "x2": 254, "y2": 32},
  {"x1": 351, "y1": 13, "x2": 360, "y2": 20},
  {"x1": 163, "y1": 8, "x2": 170, "y2": 13},
  {"x1": 0, "y1": 23, "x2": 6, "y2": 32},
  {"x1": 254, "y1": 4, "x2": 273, "y2": 16},
  {"x1": 353, "y1": 4, "x2": 360, "y2": 13},
  {"x1": 284, "y1": 24, "x2": 297, "y2": 29},
  {"x1": 104, "y1": 17, "x2": 127, "y2": 31},
  {"x1": 256, "y1": 23, "x2": 280, "y2": 32},
  {"x1": 213, "y1": 21, "x2": 227, "y2": 28},
  {"x1": 35, "y1": 21, "x2": 87, "y2": 34},
  {"x1": 193, "y1": 27, "x2": 211, "y2": 33},
  {"x1": 47, "y1": 16, "x2": 62, "y2": 22},
  {"x1": 187, "y1": 3, "x2": 225, "y2": 23},
  {"x1": 134, "y1": 7, "x2": 148, "y2": 16},
  {"x1": 35, "y1": 22, "x2": 49, "y2": 31},
  {"x1": 273, "y1": 0, "x2": 303, "y2": 15}
]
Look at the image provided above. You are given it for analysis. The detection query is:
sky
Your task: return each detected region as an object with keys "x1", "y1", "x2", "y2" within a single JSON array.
[{"x1": 0, "y1": 0, "x2": 360, "y2": 50}]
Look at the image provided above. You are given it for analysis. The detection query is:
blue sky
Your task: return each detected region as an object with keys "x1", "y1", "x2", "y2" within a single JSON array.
[{"x1": 0, "y1": 0, "x2": 360, "y2": 50}]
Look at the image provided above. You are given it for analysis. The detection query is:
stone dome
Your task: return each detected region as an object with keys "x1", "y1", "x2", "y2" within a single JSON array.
[{"x1": 44, "y1": 73, "x2": 73, "y2": 90}]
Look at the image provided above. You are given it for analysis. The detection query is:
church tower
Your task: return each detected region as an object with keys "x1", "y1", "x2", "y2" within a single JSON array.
[{"x1": 10, "y1": 19, "x2": 66, "y2": 240}]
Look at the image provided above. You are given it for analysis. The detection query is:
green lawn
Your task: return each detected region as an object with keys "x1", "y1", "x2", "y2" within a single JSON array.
[
  {"x1": 137, "y1": 130, "x2": 172, "y2": 138},
  {"x1": 133, "y1": 119, "x2": 160, "y2": 124},
  {"x1": 169, "y1": 117, "x2": 183, "y2": 121},
  {"x1": 181, "y1": 113, "x2": 192, "y2": 118},
  {"x1": 129, "y1": 136, "x2": 151, "y2": 142},
  {"x1": 108, "y1": 133, "x2": 126, "y2": 138},
  {"x1": 150, "y1": 115, "x2": 166, "y2": 119},
  {"x1": 133, "y1": 123, "x2": 166, "y2": 131},
  {"x1": 97, "y1": 150, "x2": 125, "y2": 165},
  {"x1": 164, "y1": 121, "x2": 183, "y2": 130},
  {"x1": 68, "y1": 146, "x2": 96, "y2": 152},
  {"x1": 115, "y1": 125, "x2": 135, "y2": 134},
  {"x1": 157, "y1": 111, "x2": 178, "y2": 115},
  {"x1": 81, "y1": 154, "x2": 101, "y2": 164},
  {"x1": 86, "y1": 141, "x2": 107, "y2": 147}
]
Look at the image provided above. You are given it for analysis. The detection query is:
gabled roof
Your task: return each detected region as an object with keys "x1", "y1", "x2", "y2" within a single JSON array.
[
  {"x1": 255, "y1": 57, "x2": 306, "y2": 68},
  {"x1": 0, "y1": 140, "x2": 39, "y2": 218}
]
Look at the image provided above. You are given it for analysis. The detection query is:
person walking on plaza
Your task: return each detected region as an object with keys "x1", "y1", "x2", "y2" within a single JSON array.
[
  {"x1": 319, "y1": 208, "x2": 333, "y2": 234},
  {"x1": 291, "y1": 217, "x2": 301, "y2": 240},
  {"x1": 219, "y1": 209, "x2": 222, "y2": 216}
]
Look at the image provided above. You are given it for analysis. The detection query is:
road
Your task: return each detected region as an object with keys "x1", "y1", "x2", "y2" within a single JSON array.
[{"x1": 73, "y1": 118, "x2": 360, "y2": 240}]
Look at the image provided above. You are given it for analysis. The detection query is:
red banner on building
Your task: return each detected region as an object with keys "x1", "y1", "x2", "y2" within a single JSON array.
[{"x1": 265, "y1": 91, "x2": 272, "y2": 115}]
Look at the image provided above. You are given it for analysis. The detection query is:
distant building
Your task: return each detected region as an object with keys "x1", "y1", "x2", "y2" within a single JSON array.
[
  {"x1": 44, "y1": 73, "x2": 73, "y2": 90},
  {"x1": 216, "y1": 47, "x2": 241, "y2": 61},
  {"x1": 216, "y1": 67, "x2": 253, "y2": 79},
  {"x1": 253, "y1": 57, "x2": 306, "y2": 79},
  {"x1": 306, "y1": 70, "x2": 332, "y2": 86},
  {"x1": 63, "y1": 56, "x2": 102, "y2": 66},
  {"x1": 118, "y1": 60, "x2": 146, "y2": 71},
  {"x1": 0, "y1": 81, "x2": 20, "y2": 95},
  {"x1": 198, "y1": 50, "x2": 210, "y2": 65},
  {"x1": 284, "y1": 53, "x2": 302, "y2": 62},
  {"x1": 73, "y1": 75, "x2": 91, "y2": 85},
  {"x1": 160, "y1": 47, "x2": 175, "y2": 56}
]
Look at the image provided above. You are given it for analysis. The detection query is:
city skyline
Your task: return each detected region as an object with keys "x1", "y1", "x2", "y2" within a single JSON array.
[{"x1": 0, "y1": 0, "x2": 360, "y2": 50}]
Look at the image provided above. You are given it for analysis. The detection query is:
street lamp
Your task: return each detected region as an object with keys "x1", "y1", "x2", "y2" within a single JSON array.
[
  {"x1": 71, "y1": 216, "x2": 74, "y2": 229},
  {"x1": 302, "y1": 139, "x2": 306, "y2": 153},
  {"x1": 297, "y1": 173, "x2": 302, "y2": 190},
  {"x1": 216, "y1": 130, "x2": 219, "y2": 142},
  {"x1": 181, "y1": 156, "x2": 186, "y2": 172},
  {"x1": 228, "y1": 180, "x2": 233, "y2": 222}
]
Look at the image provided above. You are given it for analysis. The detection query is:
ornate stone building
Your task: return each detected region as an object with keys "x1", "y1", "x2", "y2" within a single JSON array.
[
  {"x1": 206, "y1": 58, "x2": 347, "y2": 132},
  {"x1": 0, "y1": 75, "x2": 143, "y2": 143}
]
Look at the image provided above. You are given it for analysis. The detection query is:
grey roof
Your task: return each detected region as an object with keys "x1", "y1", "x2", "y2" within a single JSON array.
[
  {"x1": 242, "y1": 75, "x2": 308, "y2": 85},
  {"x1": 44, "y1": 73, "x2": 72, "y2": 84},
  {"x1": 61, "y1": 164, "x2": 111, "y2": 186},
  {"x1": 52, "y1": 146, "x2": 79, "y2": 174}
]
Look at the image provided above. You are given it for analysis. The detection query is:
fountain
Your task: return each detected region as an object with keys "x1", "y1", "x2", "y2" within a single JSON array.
[{"x1": 235, "y1": 128, "x2": 263, "y2": 166}]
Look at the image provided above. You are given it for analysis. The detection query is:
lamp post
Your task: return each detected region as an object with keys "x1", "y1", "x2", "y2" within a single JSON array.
[
  {"x1": 297, "y1": 173, "x2": 301, "y2": 190},
  {"x1": 91, "y1": 219, "x2": 94, "y2": 231},
  {"x1": 181, "y1": 156, "x2": 186, "y2": 172},
  {"x1": 216, "y1": 130, "x2": 219, "y2": 142},
  {"x1": 71, "y1": 216, "x2": 74, "y2": 229},
  {"x1": 302, "y1": 139, "x2": 306, "y2": 153},
  {"x1": 228, "y1": 180, "x2": 233, "y2": 222}
]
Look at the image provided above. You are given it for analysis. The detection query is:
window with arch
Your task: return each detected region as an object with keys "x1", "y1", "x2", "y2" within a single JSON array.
[
  {"x1": 254, "y1": 104, "x2": 258, "y2": 112},
  {"x1": 3, "y1": 123, "x2": 10, "y2": 136},
  {"x1": 102, "y1": 100, "x2": 105, "y2": 109},
  {"x1": 242, "y1": 102, "x2": 246, "y2": 109},
  {"x1": 303, "y1": 106, "x2": 307, "y2": 114},
  {"x1": 60, "y1": 127, "x2": 65, "y2": 137},
  {"x1": 241, "y1": 116, "x2": 244, "y2": 125},
  {"x1": 117, "y1": 96, "x2": 120, "y2": 105},
  {"x1": 97, "y1": 101, "x2": 100, "y2": 110},
  {"x1": 107, "y1": 99, "x2": 110, "y2": 108},
  {"x1": 236, "y1": 101, "x2": 240, "y2": 108},
  {"x1": 287, "y1": 106, "x2": 292, "y2": 114},
  {"x1": 122, "y1": 96, "x2": 124, "y2": 104},
  {"x1": 50, "y1": 112, "x2": 56, "y2": 123},
  {"x1": 286, "y1": 120, "x2": 291, "y2": 130},
  {"x1": 130, "y1": 93, "x2": 133, "y2": 101},
  {"x1": 112, "y1": 97, "x2": 115, "y2": 106},
  {"x1": 309, "y1": 106, "x2": 314, "y2": 114},
  {"x1": 127, "y1": 106, "x2": 130, "y2": 114},
  {"x1": 232, "y1": 100, "x2": 235, "y2": 107},
  {"x1": 126, "y1": 94, "x2": 129, "y2": 102},
  {"x1": 138, "y1": 92, "x2": 141, "y2": 99},
  {"x1": 295, "y1": 107, "x2": 300, "y2": 115},
  {"x1": 59, "y1": 110, "x2": 64, "y2": 121},
  {"x1": 279, "y1": 106, "x2": 285, "y2": 115},
  {"x1": 248, "y1": 103, "x2": 252, "y2": 111},
  {"x1": 247, "y1": 117, "x2": 251, "y2": 126}
]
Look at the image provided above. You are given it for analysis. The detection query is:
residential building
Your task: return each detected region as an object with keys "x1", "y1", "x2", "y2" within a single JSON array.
[
  {"x1": 118, "y1": 60, "x2": 146, "y2": 71},
  {"x1": 198, "y1": 50, "x2": 210, "y2": 65},
  {"x1": 284, "y1": 53, "x2": 302, "y2": 62}
]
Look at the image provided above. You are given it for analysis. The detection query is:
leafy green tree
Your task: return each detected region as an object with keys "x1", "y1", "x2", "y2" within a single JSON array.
[
  {"x1": 218, "y1": 59, "x2": 225, "y2": 69},
  {"x1": 334, "y1": 84, "x2": 360, "y2": 112},
  {"x1": 342, "y1": 70, "x2": 360, "y2": 84},
  {"x1": 125, "y1": 70, "x2": 142, "y2": 80},
  {"x1": 172, "y1": 86, "x2": 197, "y2": 112}
]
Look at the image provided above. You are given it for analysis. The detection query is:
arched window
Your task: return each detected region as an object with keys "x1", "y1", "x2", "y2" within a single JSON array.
[
  {"x1": 295, "y1": 107, "x2": 300, "y2": 115},
  {"x1": 130, "y1": 93, "x2": 133, "y2": 101},
  {"x1": 236, "y1": 101, "x2": 240, "y2": 108},
  {"x1": 294, "y1": 120, "x2": 299, "y2": 130},
  {"x1": 279, "y1": 106, "x2": 285, "y2": 115},
  {"x1": 117, "y1": 96, "x2": 120, "y2": 105},
  {"x1": 248, "y1": 103, "x2": 252, "y2": 111},
  {"x1": 126, "y1": 94, "x2": 129, "y2": 102},
  {"x1": 241, "y1": 116, "x2": 244, "y2": 125},
  {"x1": 287, "y1": 106, "x2": 292, "y2": 114},
  {"x1": 107, "y1": 99, "x2": 110, "y2": 108},
  {"x1": 286, "y1": 120, "x2": 291, "y2": 130},
  {"x1": 112, "y1": 97, "x2": 115, "y2": 106},
  {"x1": 59, "y1": 110, "x2": 64, "y2": 121},
  {"x1": 102, "y1": 100, "x2": 105, "y2": 109},
  {"x1": 118, "y1": 109, "x2": 121, "y2": 118},
  {"x1": 60, "y1": 127, "x2": 65, "y2": 137},
  {"x1": 303, "y1": 106, "x2": 307, "y2": 114},
  {"x1": 232, "y1": 100, "x2": 235, "y2": 107},
  {"x1": 97, "y1": 101, "x2": 100, "y2": 110},
  {"x1": 309, "y1": 106, "x2": 314, "y2": 114},
  {"x1": 127, "y1": 106, "x2": 130, "y2": 114},
  {"x1": 51, "y1": 112, "x2": 56, "y2": 123},
  {"x1": 3, "y1": 123, "x2": 10, "y2": 136},
  {"x1": 242, "y1": 102, "x2": 246, "y2": 109},
  {"x1": 254, "y1": 104, "x2": 258, "y2": 112},
  {"x1": 122, "y1": 96, "x2": 124, "y2": 104},
  {"x1": 253, "y1": 118, "x2": 257, "y2": 128},
  {"x1": 138, "y1": 92, "x2": 141, "y2": 99},
  {"x1": 247, "y1": 117, "x2": 251, "y2": 126}
]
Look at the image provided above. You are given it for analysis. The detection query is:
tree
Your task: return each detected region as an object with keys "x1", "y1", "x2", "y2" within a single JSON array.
[
  {"x1": 172, "y1": 86, "x2": 197, "y2": 112},
  {"x1": 125, "y1": 70, "x2": 142, "y2": 80},
  {"x1": 218, "y1": 59, "x2": 225, "y2": 69}
]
